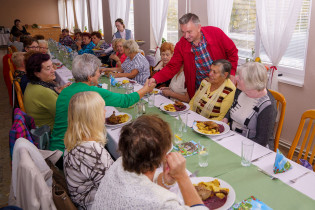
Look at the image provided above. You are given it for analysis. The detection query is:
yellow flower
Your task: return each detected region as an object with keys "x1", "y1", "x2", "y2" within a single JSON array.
[{"x1": 254, "y1": 57, "x2": 261, "y2": 63}]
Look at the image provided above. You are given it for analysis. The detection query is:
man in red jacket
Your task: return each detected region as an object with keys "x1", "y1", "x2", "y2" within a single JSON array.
[{"x1": 149, "y1": 13, "x2": 238, "y2": 98}]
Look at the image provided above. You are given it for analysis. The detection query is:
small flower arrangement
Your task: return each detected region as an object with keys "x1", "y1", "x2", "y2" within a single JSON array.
[{"x1": 246, "y1": 48, "x2": 269, "y2": 71}]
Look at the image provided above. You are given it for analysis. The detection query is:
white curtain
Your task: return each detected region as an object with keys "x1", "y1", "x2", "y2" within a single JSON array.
[
  {"x1": 256, "y1": 0, "x2": 303, "y2": 90},
  {"x1": 89, "y1": 0, "x2": 104, "y2": 32},
  {"x1": 108, "y1": 0, "x2": 131, "y2": 35},
  {"x1": 206, "y1": 0, "x2": 234, "y2": 34},
  {"x1": 74, "y1": 0, "x2": 89, "y2": 32},
  {"x1": 66, "y1": 0, "x2": 75, "y2": 33},
  {"x1": 58, "y1": 0, "x2": 67, "y2": 30},
  {"x1": 150, "y1": 0, "x2": 169, "y2": 64}
]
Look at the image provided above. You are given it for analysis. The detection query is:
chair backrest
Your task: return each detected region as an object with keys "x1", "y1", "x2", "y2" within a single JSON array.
[
  {"x1": 269, "y1": 90, "x2": 286, "y2": 151},
  {"x1": 11, "y1": 45, "x2": 18, "y2": 53},
  {"x1": 287, "y1": 110, "x2": 315, "y2": 171},
  {"x1": 8, "y1": 46, "x2": 13, "y2": 54},
  {"x1": 13, "y1": 79, "x2": 25, "y2": 112},
  {"x1": 8, "y1": 58, "x2": 15, "y2": 74}
]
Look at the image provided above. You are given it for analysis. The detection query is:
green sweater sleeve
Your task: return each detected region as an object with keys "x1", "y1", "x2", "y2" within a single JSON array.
[{"x1": 92, "y1": 86, "x2": 140, "y2": 107}]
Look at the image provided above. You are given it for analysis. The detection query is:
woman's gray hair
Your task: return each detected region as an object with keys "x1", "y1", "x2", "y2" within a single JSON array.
[
  {"x1": 72, "y1": 54, "x2": 101, "y2": 82},
  {"x1": 38, "y1": 39, "x2": 47, "y2": 46},
  {"x1": 238, "y1": 62, "x2": 267, "y2": 91},
  {"x1": 123, "y1": 40, "x2": 139, "y2": 54},
  {"x1": 179, "y1": 13, "x2": 200, "y2": 25}
]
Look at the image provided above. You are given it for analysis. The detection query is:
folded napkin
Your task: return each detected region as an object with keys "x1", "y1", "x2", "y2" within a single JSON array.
[
  {"x1": 110, "y1": 74, "x2": 119, "y2": 86},
  {"x1": 173, "y1": 140, "x2": 200, "y2": 158},
  {"x1": 299, "y1": 159, "x2": 313, "y2": 170},
  {"x1": 231, "y1": 196, "x2": 272, "y2": 210},
  {"x1": 273, "y1": 149, "x2": 292, "y2": 174}
]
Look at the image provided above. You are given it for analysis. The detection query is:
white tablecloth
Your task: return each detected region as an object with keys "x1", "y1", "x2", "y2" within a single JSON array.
[
  {"x1": 0, "y1": 34, "x2": 10, "y2": 46},
  {"x1": 52, "y1": 59, "x2": 73, "y2": 86}
]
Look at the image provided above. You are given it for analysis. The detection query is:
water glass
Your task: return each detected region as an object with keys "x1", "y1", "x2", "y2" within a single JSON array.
[
  {"x1": 125, "y1": 83, "x2": 134, "y2": 94},
  {"x1": 198, "y1": 141, "x2": 210, "y2": 167},
  {"x1": 134, "y1": 101, "x2": 145, "y2": 118},
  {"x1": 241, "y1": 140, "x2": 254, "y2": 166},
  {"x1": 173, "y1": 117, "x2": 183, "y2": 145},
  {"x1": 180, "y1": 112, "x2": 189, "y2": 132},
  {"x1": 148, "y1": 92, "x2": 155, "y2": 107}
]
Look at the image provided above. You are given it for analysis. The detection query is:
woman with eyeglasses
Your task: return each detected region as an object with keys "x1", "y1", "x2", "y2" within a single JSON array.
[
  {"x1": 23, "y1": 37, "x2": 39, "y2": 52},
  {"x1": 38, "y1": 40, "x2": 50, "y2": 54}
]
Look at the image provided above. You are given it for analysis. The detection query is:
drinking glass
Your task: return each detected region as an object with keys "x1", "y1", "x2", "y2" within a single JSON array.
[
  {"x1": 173, "y1": 117, "x2": 183, "y2": 145},
  {"x1": 180, "y1": 112, "x2": 188, "y2": 132},
  {"x1": 134, "y1": 100, "x2": 145, "y2": 118},
  {"x1": 148, "y1": 92, "x2": 155, "y2": 107},
  {"x1": 125, "y1": 83, "x2": 134, "y2": 94},
  {"x1": 198, "y1": 141, "x2": 210, "y2": 167},
  {"x1": 241, "y1": 140, "x2": 254, "y2": 166}
]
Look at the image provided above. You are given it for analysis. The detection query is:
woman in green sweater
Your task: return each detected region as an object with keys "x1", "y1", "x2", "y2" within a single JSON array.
[
  {"x1": 24, "y1": 53, "x2": 62, "y2": 129},
  {"x1": 50, "y1": 53, "x2": 154, "y2": 160}
]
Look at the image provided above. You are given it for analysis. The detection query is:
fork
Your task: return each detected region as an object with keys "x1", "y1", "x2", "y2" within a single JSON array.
[
  {"x1": 289, "y1": 171, "x2": 311, "y2": 183},
  {"x1": 257, "y1": 168, "x2": 278, "y2": 180},
  {"x1": 214, "y1": 133, "x2": 236, "y2": 141},
  {"x1": 189, "y1": 170, "x2": 199, "y2": 178}
]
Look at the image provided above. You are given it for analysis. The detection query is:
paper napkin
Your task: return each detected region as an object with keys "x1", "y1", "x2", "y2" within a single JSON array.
[
  {"x1": 110, "y1": 74, "x2": 118, "y2": 86},
  {"x1": 231, "y1": 196, "x2": 272, "y2": 210},
  {"x1": 273, "y1": 149, "x2": 292, "y2": 174}
]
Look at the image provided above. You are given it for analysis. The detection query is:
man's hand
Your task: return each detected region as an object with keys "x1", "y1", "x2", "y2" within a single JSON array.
[{"x1": 148, "y1": 78, "x2": 157, "y2": 87}]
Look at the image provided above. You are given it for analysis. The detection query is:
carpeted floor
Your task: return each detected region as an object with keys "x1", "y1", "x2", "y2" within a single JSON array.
[{"x1": 0, "y1": 47, "x2": 13, "y2": 207}]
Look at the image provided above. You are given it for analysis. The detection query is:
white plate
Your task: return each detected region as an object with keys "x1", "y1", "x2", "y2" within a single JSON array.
[
  {"x1": 159, "y1": 102, "x2": 190, "y2": 115},
  {"x1": 189, "y1": 177, "x2": 236, "y2": 210},
  {"x1": 192, "y1": 120, "x2": 230, "y2": 137},
  {"x1": 105, "y1": 112, "x2": 132, "y2": 127}
]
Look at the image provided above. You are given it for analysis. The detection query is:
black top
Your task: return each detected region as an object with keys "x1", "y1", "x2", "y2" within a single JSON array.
[{"x1": 11, "y1": 26, "x2": 29, "y2": 37}]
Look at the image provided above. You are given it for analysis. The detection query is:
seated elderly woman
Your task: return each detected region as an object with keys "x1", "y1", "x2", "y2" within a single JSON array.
[
  {"x1": 59, "y1": 29, "x2": 74, "y2": 47},
  {"x1": 23, "y1": 37, "x2": 39, "y2": 52},
  {"x1": 91, "y1": 31, "x2": 113, "y2": 64},
  {"x1": 223, "y1": 62, "x2": 277, "y2": 149},
  {"x1": 64, "y1": 91, "x2": 114, "y2": 209},
  {"x1": 152, "y1": 42, "x2": 189, "y2": 102},
  {"x1": 93, "y1": 115, "x2": 207, "y2": 209},
  {"x1": 24, "y1": 53, "x2": 59, "y2": 129},
  {"x1": 109, "y1": 38, "x2": 127, "y2": 67},
  {"x1": 12, "y1": 52, "x2": 28, "y2": 93},
  {"x1": 49, "y1": 54, "x2": 154, "y2": 156},
  {"x1": 38, "y1": 40, "x2": 50, "y2": 54},
  {"x1": 103, "y1": 40, "x2": 150, "y2": 85},
  {"x1": 189, "y1": 59, "x2": 236, "y2": 120},
  {"x1": 77, "y1": 32, "x2": 95, "y2": 55}
]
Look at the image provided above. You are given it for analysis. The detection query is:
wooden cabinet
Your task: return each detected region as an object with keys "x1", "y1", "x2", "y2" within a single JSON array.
[{"x1": 27, "y1": 27, "x2": 61, "y2": 41}]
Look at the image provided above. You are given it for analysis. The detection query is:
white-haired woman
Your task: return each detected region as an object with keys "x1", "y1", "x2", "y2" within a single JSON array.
[
  {"x1": 50, "y1": 53, "x2": 154, "y2": 160},
  {"x1": 223, "y1": 62, "x2": 277, "y2": 149},
  {"x1": 38, "y1": 39, "x2": 50, "y2": 54},
  {"x1": 103, "y1": 40, "x2": 150, "y2": 85},
  {"x1": 64, "y1": 91, "x2": 114, "y2": 210}
]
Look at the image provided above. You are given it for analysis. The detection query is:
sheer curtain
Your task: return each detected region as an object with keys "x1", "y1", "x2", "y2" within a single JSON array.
[
  {"x1": 256, "y1": 0, "x2": 303, "y2": 90},
  {"x1": 89, "y1": 0, "x2": 104, "y2": 32},
  {"x1": 108, "y1": 0, "x2": 131, "y2": 35},
  {"x1": 207, "y1": 0, "x2": 234, "y2": 33},
  {"x1": 58, "y1": 0, "x2": 67, "y2": 30},
  {"x1": 150, "y1": 0, "x2": 169, "y2": 63},
  {"x1": 66, "y1": 0, "x2": 75, "y2": 32},
  {"x1": 74, "y1": 0, "x2": 89, "y2": 32}
]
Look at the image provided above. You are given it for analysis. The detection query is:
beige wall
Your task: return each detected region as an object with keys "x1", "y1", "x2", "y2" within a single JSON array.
[{"x1": 0, "y1": 0, "x2": 59, "y2": 28}]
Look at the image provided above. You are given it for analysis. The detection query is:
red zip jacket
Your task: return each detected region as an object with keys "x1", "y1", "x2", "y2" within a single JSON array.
[{"x1": 153, "y1": 26, "x2": 238, "y2": 98}]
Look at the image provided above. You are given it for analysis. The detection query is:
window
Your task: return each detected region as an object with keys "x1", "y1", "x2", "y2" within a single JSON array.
[
  {"x1": 229, "y1": 0, "x2": 311, "y2": 83},
  {"x1": 163, "y1": 0, "x2": 178, "y2": 45},
  {"x1": 128, "y1": 0, "x2": 135, "y2": 37}
]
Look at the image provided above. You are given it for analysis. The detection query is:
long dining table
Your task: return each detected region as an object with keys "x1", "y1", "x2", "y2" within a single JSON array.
[{"x1": 54, "y1": 58, "x2": 315, "y2": 210}]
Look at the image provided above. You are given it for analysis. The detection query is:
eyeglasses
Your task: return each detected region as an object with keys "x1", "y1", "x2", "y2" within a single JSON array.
[
  {"x1": 39, "y1": 47, "x2": 48, "y2": 50},
  {"x1": 28, "y1": 46, "x2": 39, "y2": 49}
]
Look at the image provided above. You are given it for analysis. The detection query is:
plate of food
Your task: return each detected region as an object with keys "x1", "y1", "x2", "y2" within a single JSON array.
[
  {"x1": 193, "y1": 120, "x2": 229, "y2": 136},
  {"x1": 53, "y1": 62, "x2": 63, "y2": 68},
  {"x1": 190, "y1": 177, "x2": 235, "y2": 210},
  {"x1": 105, "y1": 111, "x2": 132, "y2": 127},
  {"x1": 92, "y1": 48, "x2": 105, "y2": 52},
  {"x1": 159, "y1": 101, "x2": 190, "y2": 114},
  {"x1": 152, "y1": 88, "x2": 160, "y2": 95},
  {"x1": 100, "y1": 63, "x2": 109, "y2": 68}
]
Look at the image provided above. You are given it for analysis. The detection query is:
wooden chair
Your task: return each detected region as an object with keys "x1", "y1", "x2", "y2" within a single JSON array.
[
  {"x1": 13, "y1": 80, "x2": 25, "y2": 112},
  {"x1": 287, "y1": 110, "x2": 315, "y2": 171},
  {"x1": 8, "y1": 46, "x2": 13, "y2": 54},
  {"x1": 269, "y1": 90, "x2": 286, "y2": 151}
]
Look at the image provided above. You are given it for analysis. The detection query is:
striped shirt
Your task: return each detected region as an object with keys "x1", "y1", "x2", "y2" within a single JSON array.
[
  {"x1": 191, "y1": 32, "x2": 213, "y2": 90},
  {"x1": 121, "y1": 53, "x2": 150, "y2": 85}
]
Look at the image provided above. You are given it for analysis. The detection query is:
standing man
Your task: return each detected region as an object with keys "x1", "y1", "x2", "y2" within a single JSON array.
[{"x1": 149, "y1": 13, "x2": 238, "y2": 98}]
